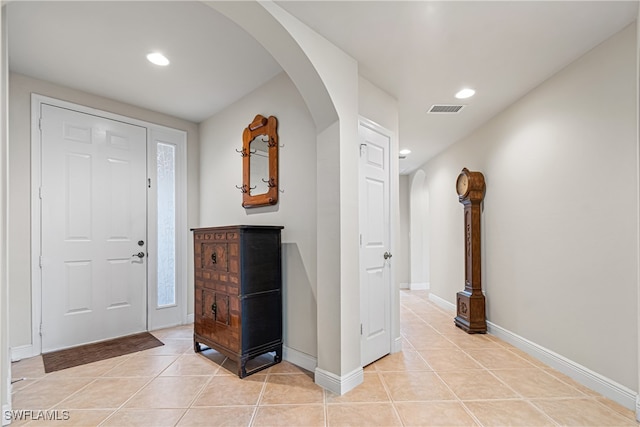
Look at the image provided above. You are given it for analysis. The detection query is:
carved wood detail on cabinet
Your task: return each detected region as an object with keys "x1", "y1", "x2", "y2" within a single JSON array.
[{"x1": 192, "y1": 225, "x2": 284, "y2": 377}]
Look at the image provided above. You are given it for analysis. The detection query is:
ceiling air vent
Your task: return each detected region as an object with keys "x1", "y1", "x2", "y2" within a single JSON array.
[{"x1": 428, "y1": 104, "x2": 464, "y2": 114}]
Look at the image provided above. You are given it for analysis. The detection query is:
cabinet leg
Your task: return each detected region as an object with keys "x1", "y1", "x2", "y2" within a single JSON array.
[
  {"x1": 194, "y1": 340, "x2": 202, "y2": 353},
  {"x1": 239, "y1": 359, "x2": 247, "y2": 378}
]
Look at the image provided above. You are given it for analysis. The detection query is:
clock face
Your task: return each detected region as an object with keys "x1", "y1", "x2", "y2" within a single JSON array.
[{"x1": 456, "y1": 173, "x2": 469, "y2": 196}]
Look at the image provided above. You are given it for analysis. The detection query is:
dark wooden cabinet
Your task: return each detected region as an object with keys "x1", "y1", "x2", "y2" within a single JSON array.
[{"x1": 192, "y1": 225, "x2": 284, "y2": 377}]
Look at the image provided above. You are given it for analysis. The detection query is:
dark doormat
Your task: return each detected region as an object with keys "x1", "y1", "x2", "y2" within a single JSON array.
[{"x1": 42, "y1": 332, "x2": 164, "y2": 373}]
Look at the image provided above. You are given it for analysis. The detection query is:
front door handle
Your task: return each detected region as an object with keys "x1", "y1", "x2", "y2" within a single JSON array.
[
  {"x1": 132, "y1": 252, "x2": 145, "y2": 259},
  {"x1": 384, "y1": 252, "x2": 392, "y2": 260}
]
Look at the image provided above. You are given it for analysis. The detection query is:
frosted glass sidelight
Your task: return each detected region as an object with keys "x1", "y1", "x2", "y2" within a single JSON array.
[{"x1": 157, "y1": 143, "x2": 176, "y2": 307}]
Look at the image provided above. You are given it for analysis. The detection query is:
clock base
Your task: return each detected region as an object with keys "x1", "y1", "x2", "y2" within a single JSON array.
[{"x1": 454, "y1": 290, "x2": 487, "y2": 334}]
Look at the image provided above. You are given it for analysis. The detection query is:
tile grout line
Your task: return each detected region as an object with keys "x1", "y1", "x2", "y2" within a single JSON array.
[
  {"x1": 408, "y1": 299, "x2": 539, "y2": 427},
  {"x1": 16, "y1": 353, "x2": 141, "y2": 420},
  {"x1": 412, "y1": 299, "x2": 566, "y2": 427},
  {"x1": 180, "y1": 350, "x2": 226, "y2": 415},
  {"x1": 322, "y1": 377, "x2": 328, "y2": 427},
  {"x1": 376, "y1": 370, "x2": 407, "y2": 426},
  {"x1": 249, "y1": 363, "x2": 271, "y2": 427},
  {"x1": 108, "y1": 350, "x2": 184, "y2": 424},
  {"x1": 12, "y1": 295, "x2": 639, "y2": 426},
  {"x1": 98, "y1": 345, "x2": 195, "y2": 426}
]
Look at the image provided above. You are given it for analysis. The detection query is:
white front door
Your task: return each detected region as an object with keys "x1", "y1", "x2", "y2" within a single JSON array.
[
  {"x1": 359, "y1": 119, "x2": 392, "y2": 366},
  {"x1": 40, "y1": 104, "x2": 147, "y2": 352}
]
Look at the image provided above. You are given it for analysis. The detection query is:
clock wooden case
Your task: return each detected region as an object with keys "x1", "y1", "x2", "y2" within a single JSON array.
[{"x1": 454, "y1": 168, "x2": 487, "y2": 334}]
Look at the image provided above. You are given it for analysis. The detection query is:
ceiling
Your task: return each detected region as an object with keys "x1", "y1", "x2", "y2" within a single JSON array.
[{"x1": 7, "y1": 1, "x2": 639, "y2": 174}]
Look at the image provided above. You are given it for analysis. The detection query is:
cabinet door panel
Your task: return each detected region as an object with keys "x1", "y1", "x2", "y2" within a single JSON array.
[
  {"x1": 199, "y1": 288, "x2": 240, "y2": 352},
  {"x1": 201, "y1": 242, "x2": 229, "y2": 271},
  {"x1": 202, "y1": 289, "x2": 215, "y2": 321},
  {"x1": 214, "y1": 293, "x2": 230, "y2": 325}
]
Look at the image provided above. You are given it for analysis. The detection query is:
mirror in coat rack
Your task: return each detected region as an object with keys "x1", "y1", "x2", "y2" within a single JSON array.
[{"x1": 239, "y1": 114, "x2": 279, "y2": 208}]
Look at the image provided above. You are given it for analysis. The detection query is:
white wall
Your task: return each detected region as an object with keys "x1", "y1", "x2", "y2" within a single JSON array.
[
  {"x1": 419, "y1": 23, "x2": 638, "y2": 395},
  {"x1": 209, "y1": 1, "x2": 362, "y2": 384},
  {"x1": 358, "y1": 77, "x2": 398, "y2": 134},
  {"x1": 637, "y1": 9, "x2": 640, "y2": 420},
  {"x1": 397, "y1": 175, "x2": 410, "y2": 287},
  {"x1": 198, "y1": 72, "x2": 318, "y2": 360},
  {"x1": 8, "y1": 73, "x2": 200, "y2": 351},
  {"x1": 1, "y1": 4, "x2": 10, "y2": 420},
  {"x1": 409, "y1": 170, "x2": 429, "y2": 289}
]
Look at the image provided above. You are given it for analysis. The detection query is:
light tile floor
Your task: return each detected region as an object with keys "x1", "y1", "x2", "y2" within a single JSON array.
[{"x1": 9, "y1": 290, "x2": 639, "y2": 426}]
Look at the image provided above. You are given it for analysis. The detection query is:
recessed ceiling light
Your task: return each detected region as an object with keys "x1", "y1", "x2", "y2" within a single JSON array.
[
  {"x1": 399, "y1": 148, "x2": 411, "y2": 159},
  {"x1": 147, "y1": 52, "x2": 170, "y2": 66},
  {"x1": 455, "y1": 88, "x2": 475, "y2": 99}
]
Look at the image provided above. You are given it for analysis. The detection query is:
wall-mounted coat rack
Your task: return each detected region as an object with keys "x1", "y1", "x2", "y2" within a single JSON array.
[{"x1": 239, "y1": 114, "x2": 280, "y2": 208}]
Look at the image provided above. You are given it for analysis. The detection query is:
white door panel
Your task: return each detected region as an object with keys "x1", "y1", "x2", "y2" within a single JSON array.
[
  {"x1": 40, "y1": 104, "x2": 147, "y2": 352},
  {"x1": 360, "y1": 120, "x2": 391, "y2": 366}
]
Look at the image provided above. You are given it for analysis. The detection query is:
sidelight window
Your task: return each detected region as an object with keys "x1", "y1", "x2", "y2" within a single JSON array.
[{"x1": 156, "y1": 142, "x2": 176, "y2": 307}]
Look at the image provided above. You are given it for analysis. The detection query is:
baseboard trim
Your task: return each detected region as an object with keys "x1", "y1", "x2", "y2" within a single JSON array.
[
  {"x1": 428, "y1": 293, "x2": 455, "y2": 312},
  {"x1": 392, "y1": 336, "x2": 403, "y2": 353},
  {"x1": 399, "y1": 282, "x2": 409, "y2": 290},
  {"x1": 10, "y1": 345, "x2": 36, "y2": 362},
  {"x1": 185, "y1": 313, "x2": 194, "y2": 324},
  {"x1": 487, "y1": 321, "x2": 636, "y2": 411},
  {"x1": 428, "y1": 292, "x2": 636, "y2": 410},
  {"x1": 3, "y1": 404, "x2": 11, "y2": 426},
  {"x1": 314, "y1": 366, "x2": 363, "y2": 395},
  {"x1": 409, "y1": 282, "x2": 429, "y2": 291},
  {"x1": 283, "y1": 346, "x2": 317, "y2": 373}
]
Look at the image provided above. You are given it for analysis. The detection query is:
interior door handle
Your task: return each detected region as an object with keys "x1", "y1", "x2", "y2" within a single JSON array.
[
  {"x1": 383, "y1": 252, "x2": 392, "y2": 260},
  {"x1": 132, "y1": 252, "x2": 145, "y2": 259}
]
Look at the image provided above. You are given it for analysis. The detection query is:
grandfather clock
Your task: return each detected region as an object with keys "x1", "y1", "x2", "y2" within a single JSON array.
[{"x1": 454, "y1": 168, "x2": 487, "y2": 334}]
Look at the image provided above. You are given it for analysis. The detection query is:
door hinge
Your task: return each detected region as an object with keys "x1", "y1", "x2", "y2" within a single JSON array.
[
  {"x1": 39, "y1": 256, "x2": 42, "y2": 268},
  {"x1": 360, "y1": 323, "x2": 363, "y2": 335},
  {"x1": 359, "y1": 143, "x2": 367, "y2": 156},
  {"x1": 39, "y1": 118, "x2": 42, "y2": 131},
  {"x1": 39, "y1": 187, "x2": 42, "y2": 200},
  {"x1": 39, "y1": 323, "x2": 43, "y2": 337},
  {"x1": 359, "y1": 234, "x2": 362, "y2": 247},
  {"x1": 147, "y1": 178, "x2": 151, "y2": 188}
]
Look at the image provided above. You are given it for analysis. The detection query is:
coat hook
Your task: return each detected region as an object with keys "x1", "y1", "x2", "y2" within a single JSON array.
[
  {"x1": 261, "y1": 177, "x2": 277, "y2": 188},
  {"x1": 235, "y1": 148, "x2": 248, "y2": 157},
  {"x1": 266, "y1": 137, "x2": 283, "y2": 149},
  {"x1": 235, "y1": 184, "x2": 257, "y2": 194}
]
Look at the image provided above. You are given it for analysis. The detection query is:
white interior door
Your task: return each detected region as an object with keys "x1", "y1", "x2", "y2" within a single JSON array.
[
  {"x1": 40, "y1": 104, "x2": 147, "y2": 352},
  {"x1": 359, "y1": 119, "x2": 392, "y2": 366}
]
